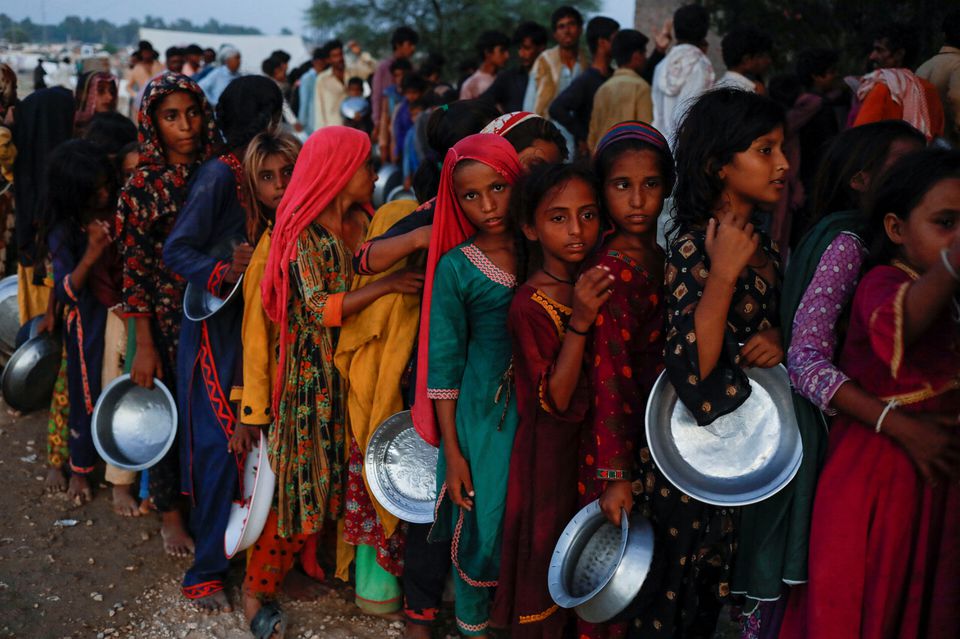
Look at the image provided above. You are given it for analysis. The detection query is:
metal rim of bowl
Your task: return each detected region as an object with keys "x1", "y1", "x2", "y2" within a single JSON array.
[
  {"x1": 224, "y1": 428, "x2": 276, "y2": 558},
  {"x1": 387, "y1": 185, "x2": 417, "y2": 203},
  {"x1": 644, "y1": 367, "x2": 803, "y2": 507},
  {"x1": 364, "y1": 410, "x2": 436, "y2": 524},
  {"x1": 0, "y1": 333, "x2": 60, "y2": 412},
  {"x1": 182, "y1": 274, "x2": 244, "y2": 322},
  {"x1": 0, "y1": 275, "x2": 21, "y2": 354},
  {"x1": 91, "y1": 374, "x2": 178, "y2": 471}
]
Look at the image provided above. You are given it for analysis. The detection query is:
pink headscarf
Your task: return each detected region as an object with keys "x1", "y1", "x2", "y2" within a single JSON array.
[
  {"x1": 262, "y1": 126, "x2": 371, "y2": 411},
  {"x1": 411, "y1": 133, "x2": 522, "y2": 446}
]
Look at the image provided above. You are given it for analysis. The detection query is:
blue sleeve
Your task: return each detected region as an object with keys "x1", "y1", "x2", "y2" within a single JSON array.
[
  {"x1": 50, "y1": 225, "x2": 81, "y2": 307},
  {"x1": 162, "y1": 161, "x2": 232, "y2": 293},
  {"x1": 548, "y1": 77, "x2": 582, "y2": 134}
]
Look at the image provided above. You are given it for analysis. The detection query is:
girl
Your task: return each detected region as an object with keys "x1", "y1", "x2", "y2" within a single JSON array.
[
  {"x1": 780, "y1": 149, "x2": 960, "y2": 638},
  {"x1": 416, "y1": 133, "x2": 522, "y2": 637},
  {"x1": 42, "y1": 140, "x2": 117, "y2": 504},
  {"x1": 163, "y1": 75, "x2": 282, "y2": 613},
  {"x1": 226, "y1": 129, "x2": 303, "y2": 638},
  {"x1": 117, "y1": 72, "x2": 217, "y2": 552},
  {"x1": 661, "y1": 88, "x2": 788, "y2": 638},
  {"x1": 491, "y1": 161, "x2": 611, "y2": 638},
  {"x1": 74, "y1": 72, "x2": 119, "y2": 136}
]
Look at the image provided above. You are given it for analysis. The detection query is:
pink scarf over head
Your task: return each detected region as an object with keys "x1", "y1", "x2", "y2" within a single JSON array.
[
  {"x1": 261, "y1": 126, "x2": 371, "y2": 412},
  {"x1": 411, "y1": 133, "x2": 522, "y2": 446}
]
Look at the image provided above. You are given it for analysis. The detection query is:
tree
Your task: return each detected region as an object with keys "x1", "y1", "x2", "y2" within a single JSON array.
[{"x1": 306, "y1": 0, "x2": 599, "y2": 76}]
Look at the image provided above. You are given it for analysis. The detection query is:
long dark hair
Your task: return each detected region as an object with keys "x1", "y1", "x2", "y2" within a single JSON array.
[
  {"x1": 671, "y1": 88, "x2": 785, "y2": 238},
  {"x1": 865, "y1": 148, "x2": 960, "y2": 269},
  {"x1": 808, "y1": 121, "x2": 925, "y2": 226},
  {"x1": 215, "y1": 76, "x2": 283, "y2": 152}
]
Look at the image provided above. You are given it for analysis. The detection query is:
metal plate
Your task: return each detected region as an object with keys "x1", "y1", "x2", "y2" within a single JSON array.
[
  {"x1": 0, "y1": 275, "x2": 20, "y2": 355},
  {"x1": 182, "y1": 235, "x2": 246, "y2": 322},
  {"x1": 645, "y1": 366, "x2": 802, "y2": 507},
  {"x1": 373, "y1": 164, "x2": 401, "y2": 208},
  {"x1": 225, "y1": 429, "x2": 276, "y2": 558},
  {"x1": 387, "y1": 185, "x2": 417, "y2": 203},
  {"x1": 1, "y1": 333, "x2": 61, "y2": 412},
  {"x1": 549, "y1": 500, "x2": 655, "y2": 623},
  {"x1": 16, "y1": 315, "x2": 45, "y2": 349},
  {"x1": 340, "y1": 96, "x2": 370, "y2": 121},
  {"x1": 91, "y1": 374, "x2": 177, "y2": 471},
  {"x1": 365, "y1": 410, "x2": 438, "y2": 524}
]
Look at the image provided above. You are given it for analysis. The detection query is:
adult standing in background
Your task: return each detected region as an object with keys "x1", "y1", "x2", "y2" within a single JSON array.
[
  {"x1": 199, "y1": 45, "x2": 243, "y2": 107},
  {"x1": 345, "y1": 40, "x2": 377, "y2": 81},
  {"x1": 524, "y1": 6, "x2": 588, "y2": 118},
  {"x1": 165, "y1": 47, "x2": 185, "y2": 75},
  {"x1": 183, "y1": 44, "x2": 204, "y2": 77},
  {"x1": 125, "y1": 40, "x2": 164, "y2": 109},
  {"x1": 714, "y1": 26, "x2": 773, "y2": 93},
  {"x1": 478, "y1": 21, "x2": 549, "y2": 114},
  {"x1": 193, "y1": 48, "x2": 218, "y2": 82},
  {"x1": 917, "y1": 9, "x2": 960, "y2": 146},
  {"x1": 298, "y1": 47, "x2": 330, "y2": 136},
  {"x1": 314, "y1": 40, "x2": 348, "y2": 131},
  {"x1": 587, "y1": 29, "x2": 653, "y2": 151},
  {"x1": 459, "y1": 31, "x2": 511, "y2": 100},
  {"x1": 371, "y1": 27, "x2": 419, "y2": 142}
]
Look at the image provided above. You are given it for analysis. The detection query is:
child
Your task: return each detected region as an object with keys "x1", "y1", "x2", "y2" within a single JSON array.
[
  {"x1": 414, "y1": 133, "x2": 522, "y2": 637},
  {"x1": 42, "y1": 140, "x2": 117, "y2": 505},
  {"x1": 662, "y1": 88, "x2": 788, "y2": 638},
  {"x1": 117, "y1": 72, "x2": 216, "y2": 552},
  {"x1": 491, "y1": 161, "x2": 611, "y2": 637},
  {"x1": 780, "y1": 149, "x2": 960, "y2": 638},
  {"x1": 402, "y1": 98, "x2": 426, "y2": 191},
  {"x1": 227, "y1": 129, "x2": 304, "y2": 636},
  {"x1": 163, "y1": 75, "x2": 282, "y2": 613}
]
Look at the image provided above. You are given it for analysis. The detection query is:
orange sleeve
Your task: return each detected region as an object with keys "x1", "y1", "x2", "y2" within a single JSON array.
[
  {"x1": 924, "y1": 82, "x2": 946, "y2": 138},
  {"x1": 853, "y1": 83, "x2": 896, "y2": 127}
]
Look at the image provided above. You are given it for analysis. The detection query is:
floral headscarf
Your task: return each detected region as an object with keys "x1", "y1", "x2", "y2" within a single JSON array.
[
  {"x1": 74, "y1": 72, "x2": 118, "y2": 129},
  {"x1": 0, "y1": 63, "x2": 16, "y2": 111}
]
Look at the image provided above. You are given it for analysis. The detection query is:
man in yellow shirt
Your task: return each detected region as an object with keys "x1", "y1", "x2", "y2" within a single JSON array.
[{"x1": 588, "y1": 30, "x2": 652, "y2": 152}]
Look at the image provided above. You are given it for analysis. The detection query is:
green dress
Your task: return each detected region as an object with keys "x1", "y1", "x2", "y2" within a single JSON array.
[
  {"x1": 271, "y1": 221, "x2": 350, "y2": 538},
  {"x1": 426, "y1": 240, "x2": 519, "y2": 589}
]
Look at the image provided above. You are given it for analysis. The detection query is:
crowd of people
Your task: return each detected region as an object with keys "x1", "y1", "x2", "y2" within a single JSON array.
[{"x1": 0, "y1": 3, "x2": 958, "y2": 639}]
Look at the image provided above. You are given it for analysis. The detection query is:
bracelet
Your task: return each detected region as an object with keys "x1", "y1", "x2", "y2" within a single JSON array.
[
  {"x1": 942, "y1": 248, "x2": 960, "y2": 283},
  {"x1": 875, "y1": 399, "x2": 900, "y2": 434},
  {"x1": 566, "y1": 323, "x2": 589, "y2": 336}
]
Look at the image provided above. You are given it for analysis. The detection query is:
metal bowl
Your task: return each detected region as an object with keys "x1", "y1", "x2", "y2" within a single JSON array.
[
  {"x1": 15, "y1": 314, "x2": 45, "y2": 349},
  {"x1": 387, "y1": 185, "x2": 417, "y2": 203},
  {"x1": 340, "y1": 96, "x2": 370, "y2": 121},
  {"x1": 91, "y1": 374, "x2": 177, "y2": 471},
  {"x1": 373, "y1": 164, "x2": 401, "y2": 209},
  {"x1": 365, "y1": 410, "x2": 438, "y2": 524},
  {"x1": 225, "y1": 428, "x2": 276, "y2": 558},
  {"x1": 182, "y1": 235, "x2": 246, "y2": 322},
  {"x1": 0, "y1": 274, "x2": 20, "y2": 355},
  {"x1": 645, "y1": 366, "x2": 802, "y2": 507},
  {"x1": 1, "y1": 332, "x2": 61, "y2": 412},
  {"x1": 548, "y1": 500, "x2": 655, "y2": 623}
]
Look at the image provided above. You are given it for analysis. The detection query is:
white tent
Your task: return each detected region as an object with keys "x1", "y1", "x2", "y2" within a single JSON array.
[{"x1": 138, "y1": 28, "x2": 311, "y2": 74}]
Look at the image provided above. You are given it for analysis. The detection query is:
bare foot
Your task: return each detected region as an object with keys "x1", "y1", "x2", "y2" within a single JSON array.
[
  {"x1": 138, "y1": 496, "x2": 156, "y2": 515},
  {"x1": 365, "y1": 609, "x2": 405, "y2": 622},
  {"x1": 112, "y1": 484, "x2": 141, "y2": 517},
  {"x1": 244, "y1": 590, "x2": 285, "y2": 638},
  {"x1": 45, "y1": 467, "x2": 67, "y2": 494},
  {"x1": 161, "y1": 510, "x2": 195, "y2": 557},
  {"x1": 67, "y1": 474, "x2": 92, "y2": 505},
  {"x1": 282, "y1": 567, "x2": 330, "y2": 601},
  {"x1": 191, "y1": 590, "x2": 232, "y2": 614},
  {"x1": 404, "y1": 622, "x2": 431, "y2": 639}
]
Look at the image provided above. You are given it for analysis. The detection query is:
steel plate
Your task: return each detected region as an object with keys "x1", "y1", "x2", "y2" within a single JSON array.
[
  {"x1": 182, "y1": 235, "x2": 246, "y2": 322},
  {"x1": 91, "y1": 374, "x2": 177, "y2": 471},
  {"x1": 1, "y1": 333, "x2": 61, "y2": 412},
  {"x1": 645, "y1": 366, "x2": 802, "y2": 507},
  {"x1": 387, "y1": 185, "x2": 417, "y2": 203},
  {"x1": 373, "y1": 164, "x2": 401, "y2": 208},
  {"x1": 365, "y1": 410, "x2": 438, "y2": 523},
  {"x1": 340, "y1": 96, "x2": 370, "y2": 121},
  {"x1": 0, "y1": 275, "x2": 19, "y2": 355},
  {"x1": 225, "y1": 429, "x2": 276, "y2": 558}
]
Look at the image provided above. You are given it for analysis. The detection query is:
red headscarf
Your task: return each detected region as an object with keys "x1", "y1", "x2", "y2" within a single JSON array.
[
  {"x1": 411, "y1": 133, "x2": 522, "y2": 446},
  {"x1": 262, "y1": 126, "x2": 371, "y2": 411}
]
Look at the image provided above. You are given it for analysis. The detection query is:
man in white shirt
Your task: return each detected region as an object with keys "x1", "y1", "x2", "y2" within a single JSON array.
[
  {"x1": 652, "y1": 4, "x2": 715, "y2": 149},
  {"x1": 314, "y1": 40, "x2": 348, "y2": 130},
  {"x1": 715, "y1": 26, "x2": 773, "y2": 94}
]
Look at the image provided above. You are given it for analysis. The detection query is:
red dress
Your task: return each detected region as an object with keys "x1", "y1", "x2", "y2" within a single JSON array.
[
  {"x1": 780, "y1": 263, "x2": 960, "y2": 639},
  {"x1": 492, "y1": 284, "x2": 591, "y2": 638}
]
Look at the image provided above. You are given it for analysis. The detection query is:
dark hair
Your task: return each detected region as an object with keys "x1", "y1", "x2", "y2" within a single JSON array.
[
  {"x1": 551, "y1": 6, "x2": 584, "y2": 30},
  {"x1": 347, "y1": 76, "x2": 365, "y2": 88},
  {"x1": 83, "y1": 111, "x2": 137, "y2": 155},
  {"x1": 795, "y1": 48, "x2": 839, "y2": 87},
  {"x1": 216, "y1": 76, "x2": 283, "y2": 151},
  {"x1": 720, "y1": 25, "x2": 772, "y2": 69},
  {"x1": 944, "y1": 9, "x2": 960, "y2": 48},
  {"x1": 323, "y1": 39, "x2": 343, "y2": 54},
  {"x1": 611, "y1": 29, "x2": 649, "y2": 67},
  {"x1": 674, "y1": 4, "x2": 710, "y2": 43},
  {"x1": 595, "y1": 134, "x2": 676, "y2": 195},
  {"x1": 391, "y1": 26, "x2": 420, "y2": 49},
  {"x1": 476, "y1": 30, "x2": 511, "y2": 60},
  {"x1": 514, "y1": 21, "x2": 549, "y2": 47},
  {"x1": 672, "y1": 88, "x2": 785, "y2": 235},
  {"x1": 502, "y1": 117, "x2": 569, "y2": 161},
  {"x1": 511, "y1": 160, "x2": 598, "y2": 281},
  {"x1": 389, "y1": 58, "x2": 413, "y2": 74},
  {"x1": 270, "y1": 49, "x2": 291, "y2": 63},
  {"x1": 312, "y1": 46, "x2": 327, "y2": 61},
  {"x1": 165, "y1": 46, "x2": 184, "y2": 60},
  {"x1": 118, "y1": 140, "x2": 138, "y2": 161},
  {"x1": 874, "y1": 22, "x2": 920, "y2": 68},
  {"x1": 809, "y1": 120, "x2": 926, "y2": 224},
  {"x1": 185, "y1": 44, "x2": 203, "y2": 56},
  {"x1": 586, "y1": 17, "x2": 620, "y2": 54},
  {"x1": 401, "y1": 72, "x2": 429, "y2": 94},
  {"x1": 411, "y1": 100, "x2": 499, "y2": 201},
  {"x1": 203, "y1": 47, "x2": 216, "y2": 56},
  {"x1": 262, "y1": 56, "x2": 281, "y2": 77},
  {"x1": 865, "y1": 148, "x2": 960, "y2": 267},
  {"x1": 767, "y1": 73, "x2": 802, "y2": 109},
  {"x1": 137, "y1": 40, "x2": 157, "y2": 55}
]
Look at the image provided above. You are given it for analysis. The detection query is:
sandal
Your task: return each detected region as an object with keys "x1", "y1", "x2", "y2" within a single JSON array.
[{"x1": 249, "y1": 601, "x2": 287, "y2": 639}]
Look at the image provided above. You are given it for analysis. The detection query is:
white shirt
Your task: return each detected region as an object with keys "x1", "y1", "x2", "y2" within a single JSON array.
[
  {"x1": 652, "y1": 43, "x2": 715, "y2": 149},
  {"x1": 714, "y1": 70, "x2": 757, "y2": 92}
]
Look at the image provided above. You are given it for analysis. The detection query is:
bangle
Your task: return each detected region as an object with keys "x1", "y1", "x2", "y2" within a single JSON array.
[
  {"x1": 566, "y1": 323, "x2": 589, "y2": 336},
  {"x1": 875, "y1": 399, "x2": 900, "y2": 434},
  {"x1": 941, "y1": 248, "x2": 960, "y2": 282}
]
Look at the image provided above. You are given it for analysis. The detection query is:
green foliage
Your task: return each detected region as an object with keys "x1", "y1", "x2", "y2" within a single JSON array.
[
  {"x1": 0, "y1": 13, "x2": 263, "y2": 46},
  {"x1": 306, "y1": 0, "x2": 599, "y2": 75}
]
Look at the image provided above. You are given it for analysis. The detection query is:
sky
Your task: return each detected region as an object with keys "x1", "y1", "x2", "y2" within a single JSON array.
[{"x1": 0, "y1": 0, "x2": 635, "y2": 37}]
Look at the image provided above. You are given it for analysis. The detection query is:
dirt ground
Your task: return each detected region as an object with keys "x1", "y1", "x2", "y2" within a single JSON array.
[{"x1": 0, "y1": 403, "x2": 411, "y2": 639}]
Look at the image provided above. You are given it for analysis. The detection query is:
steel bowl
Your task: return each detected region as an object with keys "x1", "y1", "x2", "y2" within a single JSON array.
[
  {"x1": 340, "y1": 96, "x2": 370, "y2": 121},
  {"x1": 0, "y1": 274, "x2": 20, "y2": 355},
  {"x1": 373, "y1": 164, "x2": 401, "y2": 209},
  {"x1": 387, "y1": 185, "x2": 417, "y2": 203},
  {"x1": 91, "y1": 374, "x2": 177, "y2": 471},
  {"x1": 182, "y1": 236, "x2": 246, "y2": 322},
  {"x1": 15, "y1": 314, "x2": 45, "y2": 349},
  {"x1": 365, "y1": 410, "x2": 438, "y2": 524},
  {"x1": 548, "y1": 500, "x2": 655, "y2": 623},
  {"x1": 1, "y1": 332, "x2": 61, "y2": 412},
  {"x1": 225, "y1": 428, "x2": 276, "y2": 558},
  {"x1": 645, "y1": 366, "x2": 802, "y2": 507}
]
